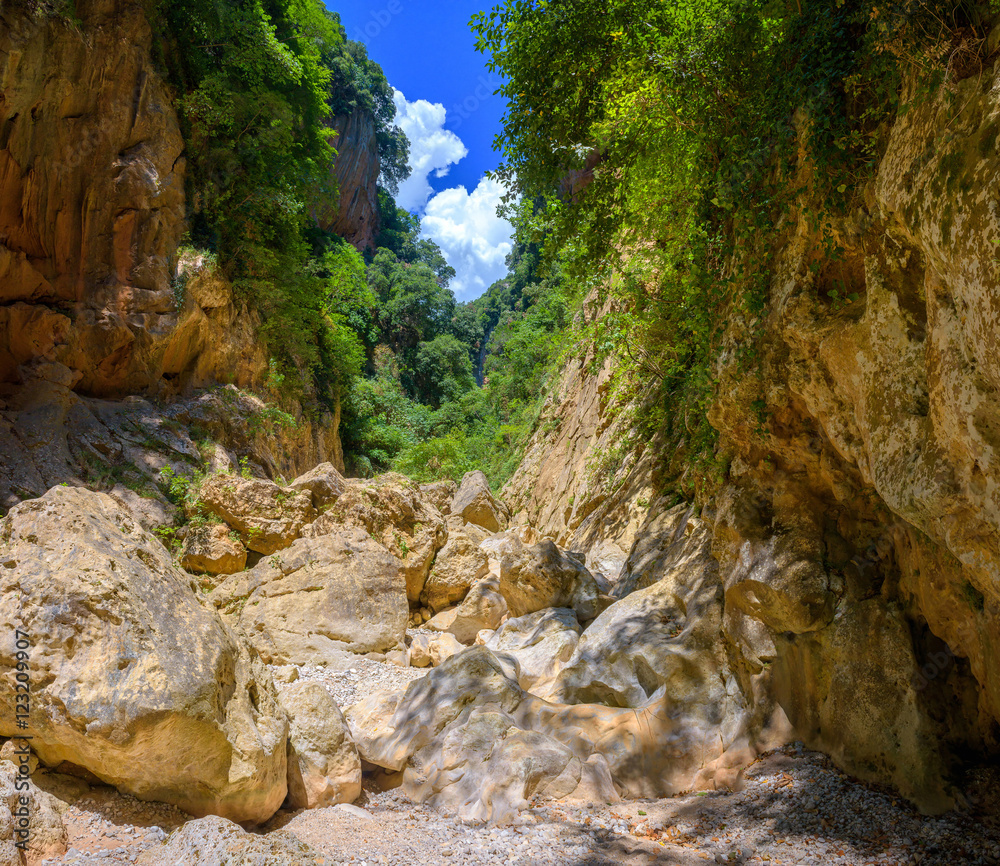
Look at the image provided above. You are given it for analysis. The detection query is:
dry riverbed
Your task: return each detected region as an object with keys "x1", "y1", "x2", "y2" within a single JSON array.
[{"x1": 36, "y1": 659, "x2": 1000, "y2": 866}]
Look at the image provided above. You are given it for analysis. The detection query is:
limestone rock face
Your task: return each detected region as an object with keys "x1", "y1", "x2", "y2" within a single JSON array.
[
  {"x1": 0, "y1": 0, "x2": 185, "y2": 397},
  {"x1": 451, "y1": 471, "x2": 509, "y2": 533},
  {"x1": 317, "y1": 111, "x2": 380, "y2": 252},
  {"x1": 421, "y1": 527, "x2": 491, "y2": 613},
  {"x1": 0, "y1": 759, "x2": 67, "y2": 864},
  {"x1": 180, "y1": 522, "x2": 247, "y2": 577},
  {"x1": 0, "y1": 487, "x2": 288, "y2": 824},
  {"x1": 136, "y1": 816, "x2": 323, "y2": 866},
  {"x1": 307, "y1": 473, "x2": 447, "y2": 603},
  {"x1": 216, "y1": 531, "x2": 408, "y2": 664},
  {"x1": 499, "y1": 540, "x2": 599, "y2": 621},
  {"x1": 289, "y1": 462, "x2": 346, "y2": 510},
  {"x1": 279, "y1": 683, "x2": 361, "y2": 810},
  {"x1": 485, "y1": 608, "x2": 581, "y2": 701},
  {"x1": 196, "y1": 474, "x2": 314, "y2": 556}
]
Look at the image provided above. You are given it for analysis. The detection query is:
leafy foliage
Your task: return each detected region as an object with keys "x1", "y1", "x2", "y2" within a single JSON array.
[{"x1": 471, "y1": 0, "x2": 998, "y2": 493}]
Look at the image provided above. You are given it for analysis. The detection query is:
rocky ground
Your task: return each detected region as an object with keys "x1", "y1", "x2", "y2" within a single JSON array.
[{"x1": 35, "y1": 660, "x2": 1000, "y2": 866}]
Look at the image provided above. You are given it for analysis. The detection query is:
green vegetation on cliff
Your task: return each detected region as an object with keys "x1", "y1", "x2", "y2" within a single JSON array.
[{"x1": 470, "y1": 0, "x2": 999, "y2": 495}]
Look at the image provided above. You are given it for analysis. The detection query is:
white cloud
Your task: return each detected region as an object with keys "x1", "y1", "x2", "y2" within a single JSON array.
[
  {"x1": 392, "y1": 89, "x2": 467, "y2": 211},
  {"x1": 422, "y1": 177, "x2": 514, "y2": 301}
]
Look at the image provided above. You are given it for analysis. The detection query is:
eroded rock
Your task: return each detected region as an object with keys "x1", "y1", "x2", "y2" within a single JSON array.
[
  {"x1": 179, "y1": 522, "x2": 247, "y2": 577},
  {"x1": 0, "y1": 487, "x2": 288, "y2": 824},
  {"x1": 279, "y1": 682, "x2": 361, "y2": 810},
  {"x1": 289, "y1": 462, "x2": 346, "y2": 510},
  {"x1": 196, "y1": 474, "x2": 313, "y2": 556},
  {"x1": 485, "y1": 608, "x2": 581, "y2": 701},
  {"x1": 217, "y1": 531, "x2": 408, "y2": 664},
  {"x1": 499, "y1": 540, "x2": 599, "y2": 621},
  {"x1": 0, "y1": 758, "x2": 67, "y2": 864},
  {"x1": 307, "y1": 473, "x2": 446, "y2": 603},
  {"x1": 451, "y1": 471, "x2": 508, "y2": 533},
  {"x1": 136, "y1": 815, "x2": 323, "y2": 866},
  {"x1": 420, "y1": 526, "x2": 490, "y2": 613}
]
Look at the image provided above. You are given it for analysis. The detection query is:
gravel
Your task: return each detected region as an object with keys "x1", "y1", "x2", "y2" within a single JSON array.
[{"x1": 33, "y1": 650, "x2": 1000, "y2": 866}]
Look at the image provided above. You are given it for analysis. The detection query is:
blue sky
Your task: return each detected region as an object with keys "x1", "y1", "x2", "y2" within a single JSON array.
[{"x1": 326, "y1": 0, "x2": 514, "y2": 301}]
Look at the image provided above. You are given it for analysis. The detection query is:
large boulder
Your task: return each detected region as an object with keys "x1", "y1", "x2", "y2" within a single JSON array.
[
  {"x1": 213, "y1": 530, "x2": 408, "y2": 664},
  {"x1": 196, "y1": 474, "x2": 314, "y2": 556},
  {"x1": 409, "y1": 632, "x2": 465, "y2": 668},
  {"x1": 306, "y1": 473, "x2": 447, "y2": 603},
  {"x1": 451, "y1": 470, "x2": 508, "y2": 533},
  {"x1": 552, "y1": 533, "x2": 725, "y2": 709},
  {"x1": 448, "y1": 574, "x2": 508, "y2": 644},
  {"x1": 0, "y1": 758, "x2": 67, "y2": 864},
  {"x1": 0, "y1": 488, "x2": 288, "y2": 824},
  {"x1": 499, "y1": 539, "x2": 599, "y2": 621},
  {"x1": 349, "y1": 646, "x2": 753, "y2": 810},
  {"x1": 347, "y1": 647, "x2": 618, "y2": 824},
  {"x1": 179, "y1": 522, "x2": 247, "y2": 577},
  {"x1": 485, "y1": 608, "x2": 581, "y2": 701},
  {"x1": 419, "y1": 480, "x2": 457, "y2": 515},
  {"x1": 420, "y1": 526, "x2": 490, "y2": 613},
  {"x1": 137, "y1": 816, "x2": 323, "y2": 866},
  {"x1": 279, "y1": 682, "x2": 361, "y2": 809},
  {"x1": 289, "y1": 461, "x2": 346, "y2": 510}
]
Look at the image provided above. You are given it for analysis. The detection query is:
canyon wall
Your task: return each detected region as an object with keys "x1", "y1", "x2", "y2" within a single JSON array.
[
  {"x1": 0, "y1": 0, "x2": 358, "y2": 505},
  {"x1": 505, "y1": 65, "x2": 1000, "y2": 811},
  {"x1": 318, "y1": 110, "x2": 381, "y2": 252}
]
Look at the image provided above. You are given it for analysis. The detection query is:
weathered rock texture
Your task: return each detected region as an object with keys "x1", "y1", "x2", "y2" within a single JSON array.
[
  {"x1": 0, "y1": 487, "x2": 288, "y2": 823},
  {"x1": 503, "y1": 64, "x2": 1000, "y2": 813},
  {"x1": 212, "y1": 531, "x2": 408, "y2": 664},
  {"x1": 307, "y1": 473, "x2": 447, "y2": 603},
  {"x1": 279, "y1": 682, "x2": 361, "y2": 810},
  {"x1": 137, "y1": 816, "x2": 323, "y2": 866},
  {"x1": 196, "y1": 474, "x2": 314, "y2": 556},
  {"x1": 0, "y1": 1, "x2": 345, "y2": 512},
  {"x1": 0, "y1": 758, "x2": 67, "y2": 864},
  {"x1": 317, "y1": 112, "x2": 380, "y2": 252}
]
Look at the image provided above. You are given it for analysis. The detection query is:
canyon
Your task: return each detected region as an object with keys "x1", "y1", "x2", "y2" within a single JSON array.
[{"x1": 0, "y1": 1, "x2": 999, "y2": 865}]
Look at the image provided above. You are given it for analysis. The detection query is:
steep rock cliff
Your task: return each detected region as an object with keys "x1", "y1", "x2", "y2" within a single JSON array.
[
  {"x1": 0, "y1": 0, "x2": 188, "y2": 396},
  {"x1": 0, "y1": 1, "x2": 346, "y2": 502},
  {"x1": 318, "y1": 111, "x2": 380, "y2": 252},
  {"x1": 505, "y1": 66, "x2": 1000, "y2": 812}
]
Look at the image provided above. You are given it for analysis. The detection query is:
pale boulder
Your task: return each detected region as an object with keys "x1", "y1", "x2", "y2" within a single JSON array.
[
  {"x1": 480, "y1": 531, "x2": 524, "y2": 574},
  {"x1": 227, "y1": 531, "x2": 408, "y2": 665},
  {"x1": 499, "y1": 539, "x2": 599, "y2": 621},
  {"x1": 486, "y1": 608, "x2": 581, "y2": 701},
  {"x1": 346, "y1": 647, "x2": 619, "y2": 824},
  {"x1": 137, "y1": 816, "x2": 323, "y2": 866},
  {"x1": 0, "y1": 488, "x2": 288, "y2": 824},
  {"x1": 419, "y1": 480, "x2": 457, "y2": 515},
  {"x1": 449, "y1": 574, "x2": 508, "y2": 644},
  {"x1": 409, "y1": 632, "x2": 465, "y2": 668},
  {"x1": 420, "y1": 526, "x2": 490, "y2": 612},
  {"x1": 553, "y1": 543, "x2": 725, "y2": 708},
  {"x1": 307, "y1": 473, "x2": 447, "y2": 603},
  {"x1": 279, "y1": 682, "x2": 361, "y2": 809},
  {"x1": 196, "y1": 473, "x2": 314, "y2": 555},
  {"x1": 289, "y1": 462, "x2": 346, "y2": 509},
  {"x1": 451, "y1": 470, "x2": 508, "y2": 533},
  {"x1": 179, "y1": 522, "x2": 247, "y2": 577}
]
